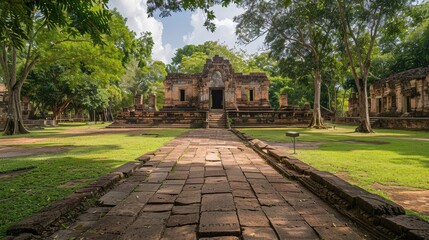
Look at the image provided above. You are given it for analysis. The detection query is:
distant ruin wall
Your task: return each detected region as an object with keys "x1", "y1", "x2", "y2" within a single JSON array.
[
  {"x1": 113, "y1": 111, "x2": 208, "y2": 128},
  {"x1": 336, "y1": 117, "x2": 429, "y2": 130}
]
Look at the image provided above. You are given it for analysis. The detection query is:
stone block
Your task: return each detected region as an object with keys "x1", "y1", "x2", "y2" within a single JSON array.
[
  {"x1": 162, "y1": 225, "x2": 197, "y2": 240},
  {"x1": 242, "y1": 227, "x2": 278, "y2": 240},
  {"x1": 148, "y1": 193, "x2": 177, "y2": 204},
  {"x1": 90, "y1": 215, "x2": 135, "y2": 235},
  {"x1": 201, "y1": 193, "x2": 235, "y2": 212},
  {"x1": 202, "y1": 183, "x2": 231, "y2": 194},
  {"x1": 41, "y1": 195, "x2": 83, "y2": 214},
  {"x1": 199, "y1": 211, "x2": 240, "y2": 237},
  {"x1": 120, "y1": 224, "x2": 165, "y2": 240},
  {"x1": 142, "y1": 204, "x2": 174, "y2": 212},
  {"x1": 167, "y1": 213, "x2": 199, "y2": 227},
  {"x1": 234, "y1": 198, "x2": 261, "y2": 211},
  {"x1": 172, "y1": 204, "x2": 200, "y2": 214},
  {"x1": 313, "y1": 226, "x2": 364, "y2": 240},
  {"x1": 237, "y1": 210, "x2": 270, "y2": 227},
  {"x1": 157, "y1": 184, "x2": 184, "y2": 194},
  {"x1": 356, "y1": 194, "x2": 405, "y2": 216},
  {"x1": 380, "y1": 215, "x2": 429, "y2": 235},
  {"x1": 272, "y1": 221, "x2": 318, "y2": 240},
  {"x1": 98, "y1": 191, "x2": 129, "y2": 206},
  {"x1": 136, "y1": 155, "x2": 151, "y2": 162},
  {"x1": 407, "y1": 229, "x2": 429, "y2": 240},
  {"x1": 134, "y1": 183, "x2": 161, "y2": 192},
  {"x1": 7, "y1": 211, "x2": 62, "y2": 236},
  {"x1": 267, "y1": 149, "x2": 289, "y2": 161},
  {"x1": 112, "y1": 161, "x2": 142, "y2": 177},
  {"x1": 183, "y1": 184, "x2": 203, "y2": 191}
]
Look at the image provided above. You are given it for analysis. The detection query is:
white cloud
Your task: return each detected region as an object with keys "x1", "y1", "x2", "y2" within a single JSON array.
[
  {"x1": 182, "y1": 5, "x2": 265, "y2": 55},
  {"x1": 109, "y1": 0, "x2": 174, "y2": 63}
]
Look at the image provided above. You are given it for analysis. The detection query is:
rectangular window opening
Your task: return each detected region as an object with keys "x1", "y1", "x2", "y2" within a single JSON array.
[
  {"x1": 248, "y1": 89, "x2": 254, "y2": 101},
  {"x1": 180, "y1": 89, "x2": 186, "y2": 101}
]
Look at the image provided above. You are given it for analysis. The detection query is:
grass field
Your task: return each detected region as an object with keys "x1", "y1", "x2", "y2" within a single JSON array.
[
  {"x1": 240, "y1": 125, "x2": 429, "y2": 220},
  {"x1": 0, "y1": 123, "x2": 187, "y2": 237}
]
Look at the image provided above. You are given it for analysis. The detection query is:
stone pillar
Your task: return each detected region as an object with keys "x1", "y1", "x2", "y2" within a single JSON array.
[
  {"x1": 279, "y1": 94, "x2": 288, "y2": 109},
  {"x1": 149, "y1": 94, "x2": 157, "y2": 111},
  {"x1": 134, "y1": 94, "x2": 144, "y2": 111},
  {"x1": 134, "y1": 94, "x2": 143, "y2": 105}
]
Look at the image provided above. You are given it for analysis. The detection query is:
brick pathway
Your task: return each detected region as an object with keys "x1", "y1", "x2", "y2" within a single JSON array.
[{"x1": 50, "y1": 129, "x2": 368, "y2": 240}]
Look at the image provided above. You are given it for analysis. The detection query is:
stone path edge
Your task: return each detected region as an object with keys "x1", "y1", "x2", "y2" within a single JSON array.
[
  {"x1": 6, "y1": 160, "x2": 146, "y2": 238},
  {"x1": 231, "y1": 128, "x2": 429, "y2": 240}
]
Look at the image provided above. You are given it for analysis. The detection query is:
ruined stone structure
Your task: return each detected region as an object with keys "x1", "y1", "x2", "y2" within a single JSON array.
[
  {"x1": 163, "y1": 55, "x2": 271, "y2": 111},
  {"x1": 113, "y1": 56, "x2": 312, "y2": 128},
  {"x1": 0, "y1": 84, "x2": 7, "y2": 129},
  {"x1": 340, "y1": 66, "x2": 429, "y2": 130},
  {"x1": 370, "y1": 66, "x2": 429, "y2": 117}
]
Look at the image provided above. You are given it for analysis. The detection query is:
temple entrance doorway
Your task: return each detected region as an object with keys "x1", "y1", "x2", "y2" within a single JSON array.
[{"x1": 210, "y1": 89, "x2": 224, "y2": 110}]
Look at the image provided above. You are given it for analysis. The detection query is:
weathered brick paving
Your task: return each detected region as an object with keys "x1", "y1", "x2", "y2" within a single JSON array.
[{"x1": 50, "y1": 129, "x2": 369, "y2": 240}]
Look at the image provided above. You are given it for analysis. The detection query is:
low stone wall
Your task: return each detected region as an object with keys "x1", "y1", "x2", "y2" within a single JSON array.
[
  {"x1": 227, "y1": 110, "x2": 311, "y2": 127},
  {"x1": 336, "y1": 117, "x2": 429, "y2": 130},
  {"x1": 377, "y1": 117, "x2": 429, "y2": 130},
  {"x1": 112, "y1": 110, "x2": 208, "y2": 128}
]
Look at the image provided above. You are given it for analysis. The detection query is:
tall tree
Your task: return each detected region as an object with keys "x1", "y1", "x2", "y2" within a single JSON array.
[
  {"x1": 169, "y1": 41, "x2": 249, "y2": 73},
  {"x1": 23, "y1": 10, "x2": 138, "y2": 122},
  {"x1": 336, "y1": 0, "x2": 411, "y2": 133},
  {"x1": 235, "y1": 0, "x2": 336, "y2": 128},
  {"x1": 147, "y1": 0, "x2": 241, "y2": 32},
  {"x1": 390, "y1": 2, "x2": 429, "y2": 72},
  {"x1": 0, "y1": 0, "x2": 111, "y2": 135}
]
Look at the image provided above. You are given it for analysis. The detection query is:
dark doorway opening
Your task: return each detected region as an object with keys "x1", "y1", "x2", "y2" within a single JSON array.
[
  {"x1": 211, "y1": 89, "x2": 223, "y2": 109},
  {"x1": 406, "y1": 96, "x2": 411, "y2": 112}
]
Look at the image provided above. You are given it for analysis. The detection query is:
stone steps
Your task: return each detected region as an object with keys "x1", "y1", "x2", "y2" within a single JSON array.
[{"x1": 208, "y1": 112, "x2": 227, "y2": 128}]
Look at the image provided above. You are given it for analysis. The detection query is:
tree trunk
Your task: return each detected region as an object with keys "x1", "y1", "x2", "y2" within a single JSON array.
[
  {"x1": 51, "y1": 97, "x2": 74, "y2": 120},
  {"x1": 308, "y1": 68, "x2": 325, "y2": 128},
  {"x1": 107, "y1": 99, "x2": 114, "y2": 121},
  {"x1": 4, "y1": 87, "x2": 30, "y2": 135},
  {"x1": 340, "y1": 89, "x2": 348, "y2": 117},
  {"x1": 355, "y1": 79, "x2": 373, "y2": 133}
]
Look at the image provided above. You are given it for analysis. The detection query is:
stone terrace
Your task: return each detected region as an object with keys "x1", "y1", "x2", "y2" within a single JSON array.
[{"x1": 49, "y1": 129, "x2": 368, "y2": 239}]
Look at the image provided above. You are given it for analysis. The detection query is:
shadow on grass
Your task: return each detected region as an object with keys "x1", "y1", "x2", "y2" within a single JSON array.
[
  {"x1": 0, "y1": 155, "x2": 128, "y2": 238},
  {"x1": 0, "y1": 144, "x2": 122, "y2": 173}
]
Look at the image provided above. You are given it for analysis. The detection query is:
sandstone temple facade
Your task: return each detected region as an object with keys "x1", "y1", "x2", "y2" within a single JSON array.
[
  {"x1": 163, "y1": 55, "x2": 271, "y2": 111},
  {"x1": 369, "y1": 66, "x2": 429, "y2": 117}
]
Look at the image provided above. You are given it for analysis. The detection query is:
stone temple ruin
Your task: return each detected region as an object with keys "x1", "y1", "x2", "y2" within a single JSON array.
[
  {"x1": 370, "y1": 66, "x2": 429, "y2": 117},
  {"x1": 114, "y1": 55, "x2": 312, "y2": 128},
  {"x1": 0, "y1": 84, "x2": 7, "y2": 128},
  {"x1": 344, "y1": 66, "x2": 429, "y2": 129}
]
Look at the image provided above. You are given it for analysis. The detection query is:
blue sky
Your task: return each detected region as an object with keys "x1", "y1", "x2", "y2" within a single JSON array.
[{"x1": 109, "y1": 0, "x2": 265, "y2": 63}]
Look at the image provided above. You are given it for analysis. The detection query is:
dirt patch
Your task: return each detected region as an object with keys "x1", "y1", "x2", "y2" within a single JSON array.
[
  {"x1": 265, "y1": 141, "x2": 322, "y2": 150},
  {"x1": 342, "y1": 139, "x2": 389, "y2": 145},
  {"x1": 58, "y1": 180, "x2": 89, "y2": 188},
  {"x1": 0, "y1": 146, "x2": 75, "y2": 159},
  {"x1": 403, "y1": 137, "x2": 429, "y2": 142},
  {"x1": 0, "y1": 166, "x2": 35, "y2": 179},
  {"x1": 60, "y1": 128, "x2": 151, "y2": 137},
  {"x1": 372, "y1": 182, "x2": 429, "y2": 215},
  {"x1": 334, "y1": 171, "x2": 352, "y2": 182},
  {"x1": 0, "y1": 138, "x2": 45, "y2": 146}
]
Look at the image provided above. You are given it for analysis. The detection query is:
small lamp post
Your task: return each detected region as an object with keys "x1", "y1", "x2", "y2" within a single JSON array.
[{"x1": 285, "y1": 131, "x2": 300, "y2": 154}]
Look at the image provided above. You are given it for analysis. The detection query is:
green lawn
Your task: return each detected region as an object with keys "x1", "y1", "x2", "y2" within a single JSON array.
[
  {"x1": 0, "y1": 123, "x2": 187, "y2": 237},
  {"x1": 240, "y1": 125, "x2": 429, "y2": 220}
]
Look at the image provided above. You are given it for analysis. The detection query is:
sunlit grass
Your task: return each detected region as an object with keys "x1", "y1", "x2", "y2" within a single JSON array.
[{"x1": 0, "y1": 124, "x2": 188, "y2": 237}]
